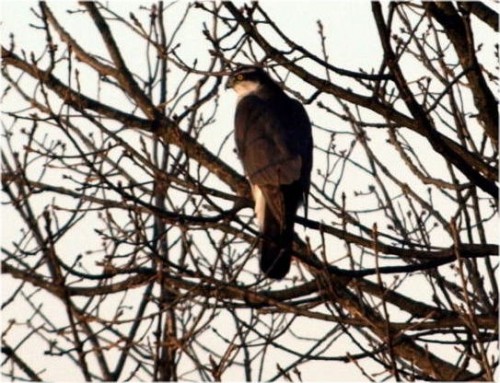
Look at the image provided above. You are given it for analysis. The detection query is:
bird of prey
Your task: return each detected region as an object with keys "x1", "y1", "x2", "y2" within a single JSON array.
[{"x1": 226, "y1": 66, "x2": 313, "y2": 279}]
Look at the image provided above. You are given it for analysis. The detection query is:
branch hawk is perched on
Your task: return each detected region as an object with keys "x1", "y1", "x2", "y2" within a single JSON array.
[{"x1": 226, "y1": 66, "x2": 313, "y2": 279}]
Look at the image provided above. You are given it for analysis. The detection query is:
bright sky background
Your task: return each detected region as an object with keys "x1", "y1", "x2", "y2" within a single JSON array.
[{"x1": 1, "y1": 1, "x2": 498, "y2": 381}]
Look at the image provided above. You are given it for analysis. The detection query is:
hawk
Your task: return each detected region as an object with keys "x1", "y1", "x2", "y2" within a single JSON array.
[{"x1": 226, "y1": 66, "x2": 313, "y2": 279}]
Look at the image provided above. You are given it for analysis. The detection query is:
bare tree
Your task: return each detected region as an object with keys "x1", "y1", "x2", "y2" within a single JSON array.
[{"x1": 2, "y1": 2, "x2": 497, "y2": 381}]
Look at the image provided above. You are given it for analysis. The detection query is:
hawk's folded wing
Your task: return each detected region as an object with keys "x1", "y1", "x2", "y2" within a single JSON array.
[
  {"x1": 235, "y1": 96, "x2": 301, "y2": 182},
  {"x1": 234, "y1": 95, "x2": 311, "y2": 224}
]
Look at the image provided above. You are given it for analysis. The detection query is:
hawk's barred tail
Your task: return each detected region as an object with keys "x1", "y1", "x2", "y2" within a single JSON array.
[{"x1": 259, "y1": 207, "x2": 293, "y2": 280}]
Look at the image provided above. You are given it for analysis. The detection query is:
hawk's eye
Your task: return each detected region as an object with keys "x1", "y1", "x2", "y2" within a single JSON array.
[{"x1": 236, "y1": 74, "x2": 244, "y2": 81}]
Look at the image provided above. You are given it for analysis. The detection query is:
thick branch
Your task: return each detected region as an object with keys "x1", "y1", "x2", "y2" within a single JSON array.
[
  {"x1": 1, "y1": 47, "x2": 248, "y2": 196},
  {"x1": 372, "y1": 3, "x2": 498, "y2": 197},
  {"x1": 80, "y1": 2, "x2": 162, "y2": 121},
  {"x1": 426, "y1": 2, "x2": 498, "y2": 146},
  {"x1": 458, "y1": 1, "x2": 499, "y2": 31},
  {"x1": 2, "y1": 344, "x2": 43, "y2": 381}
]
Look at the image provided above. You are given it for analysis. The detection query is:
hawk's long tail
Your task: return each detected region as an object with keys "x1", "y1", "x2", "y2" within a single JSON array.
[
  {"x1": 259, "y1": 184, "x2": 301, "y2": 279},
  {"x1": 260, "y1": 211, "x2": 293, "y2": 279}
]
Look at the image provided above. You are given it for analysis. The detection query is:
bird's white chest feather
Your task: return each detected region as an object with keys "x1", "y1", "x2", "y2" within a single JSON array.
[
  {"x1": 234, "y1": 81, "x2": 261, "y2": 101},
  {"x1": 251, "y1": 184, "x2": 266, "y2": 229}
]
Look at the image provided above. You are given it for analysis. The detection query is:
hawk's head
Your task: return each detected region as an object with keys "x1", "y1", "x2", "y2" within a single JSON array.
[{"x1": 226, "y1": 66, "x2": 272, "y2": 97}]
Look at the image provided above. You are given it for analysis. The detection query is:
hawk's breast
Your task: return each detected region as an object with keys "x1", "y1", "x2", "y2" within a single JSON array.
[{"x1": 251, "y1": 184, "x2": 266, "y2": 229}]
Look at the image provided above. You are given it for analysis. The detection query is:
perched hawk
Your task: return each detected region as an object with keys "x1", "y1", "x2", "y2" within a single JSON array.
[{"x1": 226, "y1": 66, "x2": 313, "y2": 279}]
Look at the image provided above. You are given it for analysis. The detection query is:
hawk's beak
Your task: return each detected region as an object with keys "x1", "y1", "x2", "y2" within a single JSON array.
[{"x1": 225, "y1": 76, "x2": 235, "y2": 90}]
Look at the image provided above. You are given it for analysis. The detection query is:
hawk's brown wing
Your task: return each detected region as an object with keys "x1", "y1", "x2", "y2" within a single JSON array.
[{"x1": 234, "y1": 94, "x2": 311, "y2": 225}]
